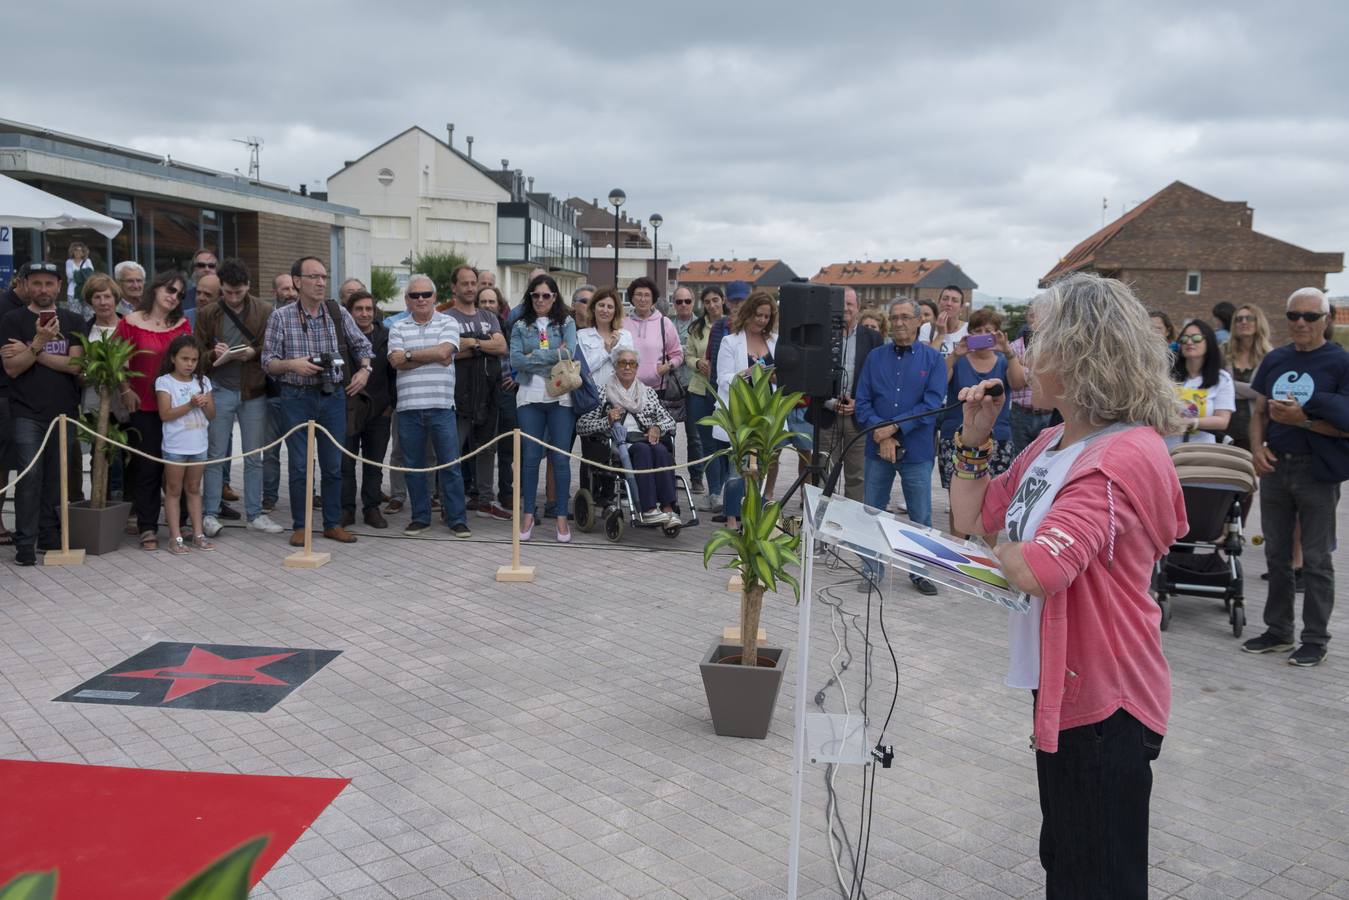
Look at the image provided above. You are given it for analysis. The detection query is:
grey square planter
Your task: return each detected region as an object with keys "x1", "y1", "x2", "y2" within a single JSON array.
[
  {"x1": 699, "y1": 643, "x2": 788, "y2": 739},
  {"x1": 67, "y1": 500, "x2": 132, "y2": 555}
]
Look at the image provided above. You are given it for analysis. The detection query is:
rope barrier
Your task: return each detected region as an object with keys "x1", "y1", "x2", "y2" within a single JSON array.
[
  {"x1": 70, "y1": 416, "x2": 307, "y2": 468},
  {"x1": 517, "y1": 431, "x2": 723, "y2": 476}
]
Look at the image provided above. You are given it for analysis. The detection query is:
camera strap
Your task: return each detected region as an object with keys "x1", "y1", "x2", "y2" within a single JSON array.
[
  {"x1": 324, "y1": 299, "x2": 353, "y2": 385},
  {"x1": 219, "y1": 300, "x2": 257, "y2": 345}
]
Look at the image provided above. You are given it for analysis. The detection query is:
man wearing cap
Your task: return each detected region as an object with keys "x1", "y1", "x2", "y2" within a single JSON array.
[{"x1": 0, "y1": 262, "x2": 87, "y2": 565}]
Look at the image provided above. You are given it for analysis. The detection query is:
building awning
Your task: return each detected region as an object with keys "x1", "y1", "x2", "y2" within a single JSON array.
[{"x1": 0, "y1": 173, "x2": 122, "y2": 238}]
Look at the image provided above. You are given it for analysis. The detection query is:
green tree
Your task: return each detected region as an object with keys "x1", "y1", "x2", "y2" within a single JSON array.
[
  {"x1": 369, "y1": 266, "x2": 398, "y2": 303},
  {"x1": 999, "y1": 303, "x2": 1029, "y2": 339},
  {"x1": 71, "y1": 333, "x2": 147, "y2": 508},
  {"x1": 410, "y1": 249, "x2": 470, "y2": 301}
]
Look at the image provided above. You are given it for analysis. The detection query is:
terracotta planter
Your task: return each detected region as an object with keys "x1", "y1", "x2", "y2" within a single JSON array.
[
  {"x1": 699, "y1": 642, "x2": 788, "y2": 739},
  {"x1": 67, "y1": 500, "x2": 132, "y2": 555}
]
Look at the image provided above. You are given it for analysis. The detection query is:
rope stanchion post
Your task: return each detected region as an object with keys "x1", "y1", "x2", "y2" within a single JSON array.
[
  {"x1": 496, "y1": 428, "x2": 535, "y2": 583},
  {"x1": 45, "y1": 414, "x2": 85, "y2": 566},
  {"x1": 284, "y1": 419, "x2": 330, "y2": 569}
]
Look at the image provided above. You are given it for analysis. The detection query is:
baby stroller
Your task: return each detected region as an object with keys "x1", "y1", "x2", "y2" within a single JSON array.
[
  {"x1": 1153, "y1": 443, "x2": 1256, "y2": 636},
  {"x1": 572, "y1": 431, "x2": 699, "y2": 542}
]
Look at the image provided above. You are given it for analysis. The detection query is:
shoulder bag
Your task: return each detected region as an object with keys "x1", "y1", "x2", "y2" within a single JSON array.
[{"x1": 658, "y1": 317, "x2": 687, "y2": 422}]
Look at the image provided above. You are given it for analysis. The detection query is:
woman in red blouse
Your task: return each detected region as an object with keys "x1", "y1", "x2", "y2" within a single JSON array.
[{"x1": 115, "y1": 270, "x2": 193, "y2": 551}]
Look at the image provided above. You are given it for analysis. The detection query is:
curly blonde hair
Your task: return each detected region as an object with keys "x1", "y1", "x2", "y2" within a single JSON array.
[{"x1": 1024, "y1": 273, "x2": 1181, "y2": 435}]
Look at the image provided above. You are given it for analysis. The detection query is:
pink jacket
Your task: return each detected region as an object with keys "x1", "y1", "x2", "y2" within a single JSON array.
[
  {"x1": 981, "y1": 425, "x2": 1187, "y2": 752},
  {"x1": 623, "y1": 311, "x2": 683, "y2": 390}
]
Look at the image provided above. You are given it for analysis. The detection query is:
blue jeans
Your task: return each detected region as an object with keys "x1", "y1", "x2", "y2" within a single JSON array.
[
  {"x1": 786, "y1": 406, "x2": 813, "y2": 452},
  {"x1": 204, "y1": 387, "x2": 267, "y2": 521},
  {"x1": 862, "y1": 455, "x2": 934, "y2": 578},
  {"x1": 517, "y1": 400, "x2": 573, "y2": 520},
  {"x1": 277, "y1": 384, "x2": 347, "y2": 530},
  {"x1": 263, "y1": 396, "x2": 283, "y2": 505},
  {"x1": 688, "y1": 391, "x2": 724, "y2": 497},
  {"x1": 396, "y1": 407, "x2": 466, "y2": 527},
  {"x1": 1010, "y1": 405, "x2": 1054, "y2": 460}
]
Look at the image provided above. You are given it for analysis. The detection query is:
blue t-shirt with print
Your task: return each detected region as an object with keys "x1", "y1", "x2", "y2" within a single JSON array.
[{"x1": 1251, "y1": 342, "x2": 1349, "y2": 454}]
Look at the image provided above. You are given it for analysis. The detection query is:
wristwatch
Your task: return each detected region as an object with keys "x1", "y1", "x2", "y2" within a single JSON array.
[
  {"x1": 1299, "y1": 418, "x2": 1314, "y2": 430},
  {"x1": 403, "y1": 349, "x2": 413, "y2": 363}
]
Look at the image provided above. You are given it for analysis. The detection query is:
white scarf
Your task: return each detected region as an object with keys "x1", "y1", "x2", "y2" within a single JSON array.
[{"x1": 606, "y1": 373, "x2": 646, "y2": 416}]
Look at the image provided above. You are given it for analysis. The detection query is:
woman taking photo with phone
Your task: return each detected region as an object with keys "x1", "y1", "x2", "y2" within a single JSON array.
[
  {"x1": 950, "y1": 273, "x2": 1186, "y2": 899},
  {"x1": 939, "y1": 308, "x2": 1026, "y2": 495}
]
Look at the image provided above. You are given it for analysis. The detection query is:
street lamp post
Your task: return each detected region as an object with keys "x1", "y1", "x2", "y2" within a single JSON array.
[
  {"x1": 608, "y1": 188, "x2": 625, "y2": 291},
  {"x1": 648, "y1": 213, "x2": 662, "y2": 294}
]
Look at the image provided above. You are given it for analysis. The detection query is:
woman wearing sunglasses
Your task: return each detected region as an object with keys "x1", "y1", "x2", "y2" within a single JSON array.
[
  {"x1": 1223, "y1": 305, "x2": 1273, "y2": 451},
  {"x1": 115, "y1": 270, "x2": 194, "y2": 551},
  {"x1": 1168, "y1": 318, "x2": 1234, "y2": 447},
  {"x1": 508, "y1": 274, "x2": 577, "y2": 542}
]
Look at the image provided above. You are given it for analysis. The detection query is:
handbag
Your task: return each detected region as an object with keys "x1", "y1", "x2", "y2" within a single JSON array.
[
  {"x1": 546, "y1": 344, "x2": 583, "y2": 397},
  {"x1": 657, "y1": 318, "x2": 687, "y2": 422},
  {"x1": 571, "y1": 350, "x2": 601, "y2": 416}
]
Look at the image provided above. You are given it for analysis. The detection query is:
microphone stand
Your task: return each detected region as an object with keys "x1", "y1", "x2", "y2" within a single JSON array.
[{"x1": 816, "y1": 382, "x2": 1006, "y2": 498}]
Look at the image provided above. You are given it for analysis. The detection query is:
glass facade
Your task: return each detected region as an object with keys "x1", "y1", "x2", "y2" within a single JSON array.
[
  {"x1": 7, "y1": 179, "x2": 235, "y2": 282},
  {"x1": 496, "y1": 201, "x2": 589, "y2": 276}
]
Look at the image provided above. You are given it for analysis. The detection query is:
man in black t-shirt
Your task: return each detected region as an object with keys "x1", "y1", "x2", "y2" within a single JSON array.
[
  {"x1": 442, "y1": 264, "x2": 507, "y2": 517},
  {"x1": 1243, "y1": 287, "x2": 1349, "y2": 668},
  {"x1": 0, "y1": 262, "x2": 87, "y2": 565}
]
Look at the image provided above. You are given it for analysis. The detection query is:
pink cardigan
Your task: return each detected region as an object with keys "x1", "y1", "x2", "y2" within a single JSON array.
[
  {"x1": 981, "y1": 424, "x2": 1187, "y2": 752},
  {"x1": 623, "y1": 311, "x2": 683, "y2": 390}
]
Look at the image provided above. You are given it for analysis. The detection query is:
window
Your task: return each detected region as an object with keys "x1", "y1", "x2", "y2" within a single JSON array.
[{"x1": 1185, "y1": 271, "x2": 1201, "y2": 294}]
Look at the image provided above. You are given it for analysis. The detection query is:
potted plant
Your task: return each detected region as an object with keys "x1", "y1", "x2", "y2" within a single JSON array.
[
  {"x1": 699, "y1": 367, "x2": 802, "y2": 738},
  {"x1": 67, "y1": 332, "x2": 142, "y2": 554}
]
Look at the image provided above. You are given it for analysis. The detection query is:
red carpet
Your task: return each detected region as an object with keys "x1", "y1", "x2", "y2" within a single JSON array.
[{"x1": 0, "y1": 759, "x2": 348, "y2": 898}]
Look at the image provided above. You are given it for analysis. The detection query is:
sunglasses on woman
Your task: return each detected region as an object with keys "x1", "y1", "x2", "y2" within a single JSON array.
[
  {"x1": 530, "y1": 291, "x2": 554, "y2": 301},
  {"x1": 1232, "y1": 315, "x2": 1256, "y2": 324},
  {"x1": 1176, "y1": 334, "x2": 1205, "y2": 345},
  {"x1": 1286, "y1": 311, "x2": 1326, "y2": 323}
]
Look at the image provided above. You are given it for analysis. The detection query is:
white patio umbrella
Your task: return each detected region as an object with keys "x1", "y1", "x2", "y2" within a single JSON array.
[{"x1": 0, "y1": 173, "x2": 122, "y2": 238}]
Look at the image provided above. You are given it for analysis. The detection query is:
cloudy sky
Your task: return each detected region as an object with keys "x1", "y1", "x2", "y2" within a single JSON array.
[{"x1": 8, "y1": 0, "x2": 1347, "y2": 297}]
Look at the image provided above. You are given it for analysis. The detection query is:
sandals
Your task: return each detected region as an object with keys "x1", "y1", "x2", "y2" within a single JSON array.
[
  {"x1": 192, "y1": 535, "x2": 215, "y2": 551},
  {"x1": 139, "y1": 530, "x2": 158, "y2": 552},
  {"x1": 167, "y1": 536, "x2": 190, "y2": 555}
]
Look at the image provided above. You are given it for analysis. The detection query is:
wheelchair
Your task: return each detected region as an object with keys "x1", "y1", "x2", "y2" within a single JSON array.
[{"x1": 571, "y1": 433, "x2": 700, "y2": 542}]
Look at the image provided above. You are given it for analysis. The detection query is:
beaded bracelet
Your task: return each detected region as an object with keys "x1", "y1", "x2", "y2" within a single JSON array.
[{"x1": 953, "y1": 428, "x2": 994, "y2": 459}]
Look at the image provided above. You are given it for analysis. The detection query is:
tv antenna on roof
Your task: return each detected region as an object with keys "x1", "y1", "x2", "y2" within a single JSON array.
[{"x1": 233, "y1": 136, "x2": 263, "y2": 181}]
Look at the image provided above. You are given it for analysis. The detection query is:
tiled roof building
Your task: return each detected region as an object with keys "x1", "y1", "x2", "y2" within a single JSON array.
[
  {"x1": 1040, "y1": 181, "x2": 1342, "y2": 328},
  {"x1": 676, "y1": 258, "x2": 798, "y2": 293},
  {"x1": 811, "y1": 258, "x2": 977, "y2": 305}
]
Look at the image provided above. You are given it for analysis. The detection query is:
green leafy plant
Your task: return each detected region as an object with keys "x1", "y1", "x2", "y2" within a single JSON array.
[
  {"x1": 700, "y1": 366, "x2": 803, "y2": 667},
  {"x1": 71, "y1": 333, "x2": 147, "y2": 509},
  {"x1": 410, "y1": 249, "x2": 471, "y2": 300},
  {"x1": 0, "y1": 835, "x2": 266, "y2": 900},
  {"x1": 0, "y1": 871, "x2": 56, "y2": 900},
  {"x1": 369, "y1": 266, "x2": 399, "y2": 303}
]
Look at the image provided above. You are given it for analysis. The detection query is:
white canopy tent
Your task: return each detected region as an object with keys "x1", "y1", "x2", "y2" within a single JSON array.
[{"x1": 0, "y1": 173, "x2": 122, "y2": 238}]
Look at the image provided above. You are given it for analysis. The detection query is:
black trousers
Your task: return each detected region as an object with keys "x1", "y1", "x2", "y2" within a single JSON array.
[
  {"x1": 343, "y1": 411, "x2": 392, "y2": 514},
  {"x1": 127, "y1": 410, "x2": 165, "y2": 533},
  {"x1": 1036, "y1": 708, "x2": 1162, "y2": 899}
]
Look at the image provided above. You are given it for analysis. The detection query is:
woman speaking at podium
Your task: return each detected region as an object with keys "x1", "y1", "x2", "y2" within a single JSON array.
[{"x1": 949, "y1": 273, "x2": 1186, "y2": 899}]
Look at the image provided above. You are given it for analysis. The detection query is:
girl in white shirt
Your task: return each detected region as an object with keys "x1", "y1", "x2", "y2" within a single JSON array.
[
  {"x1": 155, "y1": 335, "x2": 216, "y2": 553},
  {"x1": 576, "y1": 288, "x2": 634, "y2": 389}
]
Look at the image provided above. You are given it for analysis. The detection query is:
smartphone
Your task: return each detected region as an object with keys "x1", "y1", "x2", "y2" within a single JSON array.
[
  {"x1": 38, "y1": 310, "x2": 57, "y2": 327},
  {"x1": 967, "y1": 333, "x2": 996, "y2": 351}
]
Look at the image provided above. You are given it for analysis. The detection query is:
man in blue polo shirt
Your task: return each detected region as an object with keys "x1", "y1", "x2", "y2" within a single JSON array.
[
  {"x1": 1242, "y1": 287, "x2": 1349, "y2": 668},
  {"x1": 854, "y1": 298, "x2": 948, "y2": 594}
]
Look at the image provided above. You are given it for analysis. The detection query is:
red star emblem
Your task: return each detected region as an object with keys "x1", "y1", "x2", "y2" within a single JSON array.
[{"x1": 114, "y1": 646, "x2": 297, "y2": 702}]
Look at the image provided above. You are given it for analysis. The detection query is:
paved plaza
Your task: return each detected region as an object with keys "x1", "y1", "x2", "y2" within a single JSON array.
[{"x1": 2, "y1": 447, "x2": 1348, "y2": 899}]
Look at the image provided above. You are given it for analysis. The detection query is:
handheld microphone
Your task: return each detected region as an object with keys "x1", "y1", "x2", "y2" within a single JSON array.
[{"x1": 821, "y1": 382, "x2": 1005, "y2": 497}]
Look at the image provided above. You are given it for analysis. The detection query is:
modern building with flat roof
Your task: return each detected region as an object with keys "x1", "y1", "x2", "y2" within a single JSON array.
[{"x1": 0, "y1": 118, "x2": 370, "y2": 293}]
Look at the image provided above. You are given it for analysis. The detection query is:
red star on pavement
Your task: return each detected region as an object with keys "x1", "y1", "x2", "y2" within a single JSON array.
[{"x1": 114, "y1": 646, "x2": 298, "y2": 702}]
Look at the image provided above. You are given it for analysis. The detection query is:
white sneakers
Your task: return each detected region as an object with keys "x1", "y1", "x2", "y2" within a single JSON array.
[
  {"x1": 248, "y1": 514, "x2": 284, "y2": 534},
  {"x1": 202, "y1": 515, "x2": 223, "y2": 537}
]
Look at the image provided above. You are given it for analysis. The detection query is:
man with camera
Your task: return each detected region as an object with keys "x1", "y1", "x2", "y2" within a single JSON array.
[
  {"x1": 261, "y1": 256, "x2": 373, "y2": 546},
  {"x1": 854, "y1": 298, "x2": 948, "y2": 594}
]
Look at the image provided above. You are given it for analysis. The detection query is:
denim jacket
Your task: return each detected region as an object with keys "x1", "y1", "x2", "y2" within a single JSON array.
[{"x1": 509, "y1": 317, "x2": 577, "y2": 376}]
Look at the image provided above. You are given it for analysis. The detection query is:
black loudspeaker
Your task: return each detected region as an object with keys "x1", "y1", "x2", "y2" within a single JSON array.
[{"x1": 776, "y1": 282, "x2": 845, "y2": 397}]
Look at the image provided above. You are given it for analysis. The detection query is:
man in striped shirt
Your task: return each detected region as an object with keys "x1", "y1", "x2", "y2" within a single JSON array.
[{"x1": 387, "y1": 276, "x2": 471, "y2": 538}]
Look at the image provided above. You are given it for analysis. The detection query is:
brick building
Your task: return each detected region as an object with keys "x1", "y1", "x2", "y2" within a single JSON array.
[
  {"x1": 676, "y1": 258, "x2": 798, "y2": 296},
  {"x1": 1039, "y1": 181, "x2": 1343, "y2": 328},
  {"x1": 566, "y1": 197, "x2": 677, "y2": 297},
  {"x1": 810, "y1": 258, "x2": 977, "y2": 305},
  {"x1": 0, "y1": 118, "x2": 370, "y2": 293}
]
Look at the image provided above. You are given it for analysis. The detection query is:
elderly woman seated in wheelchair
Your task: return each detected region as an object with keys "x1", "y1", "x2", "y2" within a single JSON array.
[{"x1": 575, "y1": 347, "x2": 695, "y2": 539}]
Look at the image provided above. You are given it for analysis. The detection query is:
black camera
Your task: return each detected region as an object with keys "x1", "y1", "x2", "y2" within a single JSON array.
[{"x1": 308, "y1": 352, "x2": 344, "y2": 395}]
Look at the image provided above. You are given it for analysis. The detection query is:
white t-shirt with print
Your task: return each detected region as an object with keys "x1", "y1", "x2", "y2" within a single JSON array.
[
  {"x1": 1001, "y1": 423, "x2": 1133, "y2": 689},
  {"x1": 1166, "y1": 369, "x2": 1236, "y2": 448},
  {"x1": 919, "y1": 322, "x2": 968, "y2": 356},
  {"x1": 156, "y1": 374, "x2": 213, "y2": 455}
]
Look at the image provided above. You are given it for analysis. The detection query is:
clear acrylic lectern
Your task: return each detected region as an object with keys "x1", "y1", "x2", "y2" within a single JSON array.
[{"x1": 785, "y1": 485, "x2": 1028, "y2": 897}]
